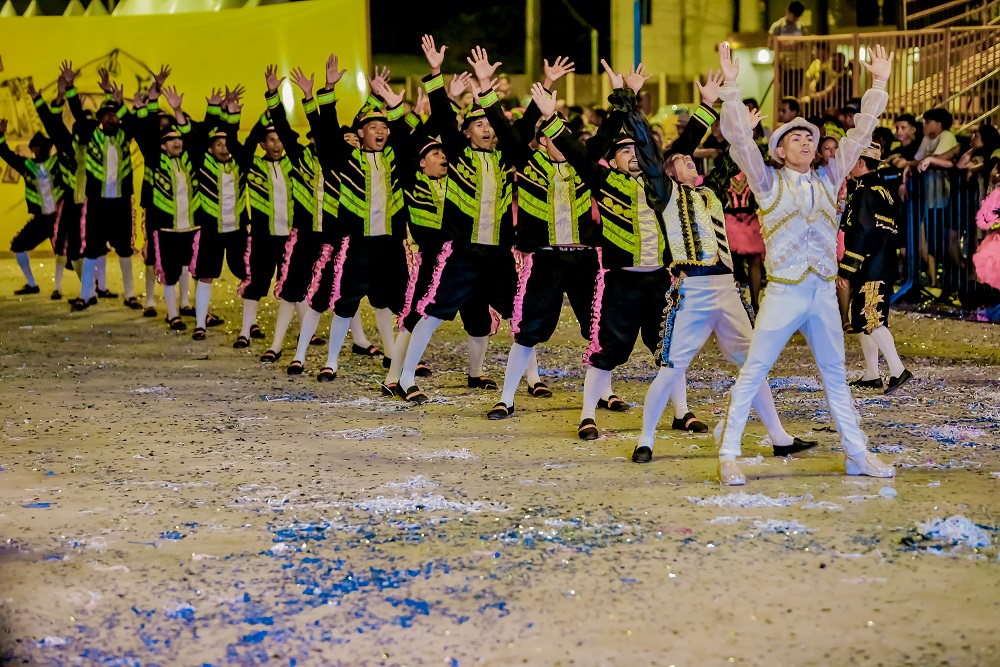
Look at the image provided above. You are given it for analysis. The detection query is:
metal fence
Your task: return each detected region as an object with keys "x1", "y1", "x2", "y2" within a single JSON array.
[
  {"x1": 893, "y1": 168, "x2": 1000, "y2": 312},
  {"x1": 773, "y1": 28, "x2": 1000, "y2": 133}
]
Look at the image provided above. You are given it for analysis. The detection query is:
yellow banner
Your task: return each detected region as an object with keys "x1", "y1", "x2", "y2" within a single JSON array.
[{"x1": 0, "y1": 0, "x2": 370, "y2": 251}]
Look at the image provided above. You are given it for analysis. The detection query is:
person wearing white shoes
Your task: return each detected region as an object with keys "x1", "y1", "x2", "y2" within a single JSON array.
[{"x1": 715, "y1": 41, "x2": 895, "y2": 485}]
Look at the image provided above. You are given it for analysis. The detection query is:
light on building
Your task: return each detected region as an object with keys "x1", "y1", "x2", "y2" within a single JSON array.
[
  {"x1": 280, "y1": 79, "x2": 294, "y2": 115},
  {"x1": 356, "y1": 71, "x2": 367, "y2": 95},
  {"x1": 756, "y1": 49, "x2": 772, "y2": 64},
  {"x1": 913, "y1": 47, "x2": 920, "y2": 63},
  {"x1": 858, "y1": 46, "x2": 867, "y2": 62}
]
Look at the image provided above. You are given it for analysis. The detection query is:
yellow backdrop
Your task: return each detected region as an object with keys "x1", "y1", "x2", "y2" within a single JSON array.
[{"x1": 0, "y1": 0, "x2": 370, "y2": 252}]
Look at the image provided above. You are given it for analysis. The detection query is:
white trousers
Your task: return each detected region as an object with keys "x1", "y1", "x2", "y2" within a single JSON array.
[{"x1": 719, "y1": 273, "x2": 868, "y2": 458}]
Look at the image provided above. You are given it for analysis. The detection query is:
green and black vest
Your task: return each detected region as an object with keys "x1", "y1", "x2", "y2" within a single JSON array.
[
  {"x1": 247, "y1": 153, "x2": 295, "y2": 236},
  {"x1": 196, "y1": 154, "x2": 244, "y2": 233},
  {"x1": 148, "y1": 150, "x2": 197, "y2": 231},
  {"x1": 405, "y1": 172, "x2": 448, "y2": 248},
  {"x1": 515, "y1": 151, "x2": 593, "y2": 251},
  {"x1": 84, "y1": 122, "x2": 133, "y2": 199}
]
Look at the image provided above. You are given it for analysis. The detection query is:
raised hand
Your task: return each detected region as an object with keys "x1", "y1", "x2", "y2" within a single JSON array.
[
  {"x1": 265, "y1": 64, "x2": 285, "y2": 95},
  {"x1": 623, "y1": 63, "x2": 651, "y2": 94},
  {"x1": 860, "y1": 43, "x2": 893, "y2": 82},
  {"x1": 448, "y1": 72, "x2": 472, "y2": 98},
  {"x1": 59, "y1": 60, "x2": 78, "y2": 87},
  {"x1": 374, "y1": 80, "x2": 404, "y2": 108},
  {"x1": 230, "y1": 84, "x2": 246, "y2": 101},
  {"x1": 719, "y1": 42, "x2": 740, "y2": 83},
  {"x1": 132, "y1": 91, "x2": 146, "y2": 108},
  {"x1": 57, "y1": 76, "x2": 66, "y2": 97},
  {"x1": 746, "y1": 107, "x2": 767, "y2": 130},
  {"x1": 600, "y1": 59, "x2": 624, "y2": 90},
  {"x1": 694, "y1": 69, "x2": 725, "y2": 106},
  {"x1": 162, "y1": 85, "x2": 183, "y2": 110},
  {"x1": 467, "y1": 46, "x2": 502, "y2": 89},
  {"x1": 290, "y1": 67, "x2": 315, "y2": 99},
  {"x1": 369, "y1": 65, "x2": 391, "y2": 95},
  {"x1": 153, "y1": 64, "x2": 171, "y2": 90},
  {"x1": 25, "y1": 80, "x2": 38, "y2": 98},
  {"x1": 542, "y1": 56, "x2": 575, "y2": 89},
  {"x1": 422, "y1": 34, "x2": 447, "y2": 74},
  {"x1": 325, "y1": 54, "x2": 347, "y2": 88},
  {"x1": 110, "y1": 82, "x2": 124, "y2": 105},
  {"x1": 531, "y1": 83, "x2": 556, "y2": 119},
  {"x1": 206, "y1": 87, "x2": 223, "y2": 107},
  {"x1": 97, "y1": 68, "x2": 112, "y2": 93},
  {"x1": 415, "y1": 86, "x2": 430, "y2": 116}
]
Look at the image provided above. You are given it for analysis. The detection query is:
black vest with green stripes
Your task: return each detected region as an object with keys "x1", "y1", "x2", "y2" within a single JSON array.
[{"x1": 515, "y1": 151, "x2": 594, "y2": 251}]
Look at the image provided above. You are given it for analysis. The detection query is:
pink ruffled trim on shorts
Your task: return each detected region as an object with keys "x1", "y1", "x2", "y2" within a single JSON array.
[
  {"x1": 273, "y1": 228, "x2": 299, "y2": 300},
  {"x1": 78, "y1": 199, "x2": 88, "y2": 254},
  {"x1": 509, "y1": 250, "x2": 534, "y2": 335},
  {"x1": 152, "y1": 229, "x2": 166, "y2": 285},
  {"x1": 582, "y1": 247, "x2": 609, "y2": 366},
  {"x1": 237, "y1": 233, "x2": 253, "y2": 298},
  {"x1": 188, "y1": 229, "x2": 202, "y2": 278},
  {"x1": 397, "y1": 240, "x2": 422, "y2": 330},
  {"x1": 305, "y1": 243, "x2": 334, "y2": 304},
  {"x1": 327, "y1": 235, "x2": 351, "y2": 312},
  {"x1": 416, "y1": 241, "x2": 453, "y2": 317}
]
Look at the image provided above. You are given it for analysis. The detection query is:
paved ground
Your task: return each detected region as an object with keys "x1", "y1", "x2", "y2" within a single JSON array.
[{"x1": 1, "y1": 257, "x2": 998, "y2": 667}]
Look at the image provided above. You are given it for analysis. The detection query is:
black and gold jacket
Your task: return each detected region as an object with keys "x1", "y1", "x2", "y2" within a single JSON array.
[{"x1": 838, "y1": 170, "x2": 898, "y2": 284}]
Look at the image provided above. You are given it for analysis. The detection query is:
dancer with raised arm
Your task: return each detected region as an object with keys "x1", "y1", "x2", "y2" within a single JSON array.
[{"x1": 714, "y1": 42, "x2": 895, "y2": 485}]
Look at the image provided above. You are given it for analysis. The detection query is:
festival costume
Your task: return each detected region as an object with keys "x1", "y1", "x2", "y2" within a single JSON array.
[
  {"x1": 544, "y1": 88, "x2": 715, "y2": 435},
  {"x1": 67, "y1": 87, "x2": 140, "y2": 306},
  {"x1": 716, "y1": 78, "x2": 894, "y2": 483}
]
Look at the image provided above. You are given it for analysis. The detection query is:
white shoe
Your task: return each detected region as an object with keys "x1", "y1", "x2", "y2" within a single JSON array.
[
  {"x1": 845, "y1": 451, "x2": 894, "y2": 478},
  {"x1": 718, "y1": 459, "x2": 746, "y2": 486}
]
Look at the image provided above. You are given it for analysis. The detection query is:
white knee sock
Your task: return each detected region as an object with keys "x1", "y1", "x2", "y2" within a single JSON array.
[
  {"x1": 294, "y1": 300, "x2": 307, "y2": 320},
  {"x1": 294, "y1": 309, "x2": 322, "y2": 363},
  {"x1": 582, "y1": 367, "x2": 612, "y2": 421},
  {"x1": 15, "y1": 252, "x2": 35, "y2": 287},
  {"x1": 500, "y1": 343, "x2": 534, "y2": 406},
  {"x1": 467, "y1": 335, "x2": 489, "y2": 378},
  {"x1": 195, "y1": 281, "x2": 211, "y2": 329},
  {"x1": 144, "y1": 271, "x2": 156, "y2": 307},
  {"x1": 269, "y1": 300, "x2": 296, "y2": 353},
  {"x1": 350, "y1": 311, "x2": 372, "y2": 348},
  {"x1": 869, "y1": 326, "x2": 905, "y2": 377},
  {"x1": 240, "y1": 299, "x2": 259, "y2": 338},
  {"x1": 859, "y1": 333, "x2": 882, "y2": 380},
  {"x1": 374, "y1": 308, "x2": 396, "y2": 355},
  {"x1": 97, "y1": 255, "x2": 108, "y2": 291},
  {"x1": 639, "y1": 366, "x2": 682, "y2": 449},
  {"x1": 671, "y1": 373, "x2": 689, "y2": 419},
  {"x1": 399, "y1": 316, "x2": 442, "y2": 389},
  {"x1": 386, "y1": 329, "x2": 411, "y2": 385},
  {"x1": 118, "y1": 257, "x2": 133, "y2": 298},
  {"x1": 324, "y1": 315, "x2": 353, "y2": 371},
  {"x1": 163, "y1": 284, "x2": 179, "y2": 319},
  {"x1": 179, "y1": 266, "x2": 191, "y2": 308},
  {"x1": 751, "y1": 381, "x2": 794, "y2": 448},
  {"x1": 55, "y1": 255, "x2": 67, "y2": 291},
  {"x1": 525, "y1": 347, "x2": 542, "y2": 386},
  {"x1": 80, "y1": 258, "x2": 97, "y2": 301}
]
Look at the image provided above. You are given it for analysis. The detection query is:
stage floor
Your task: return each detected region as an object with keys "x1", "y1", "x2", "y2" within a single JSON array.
[{"x1": 1, "y1": 257, "x2": 998, "y2": 666}]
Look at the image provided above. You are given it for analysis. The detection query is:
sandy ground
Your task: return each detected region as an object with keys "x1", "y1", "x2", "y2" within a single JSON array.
[{"x1": 1, "y1": 256, "x2": 999, "y2": 667}]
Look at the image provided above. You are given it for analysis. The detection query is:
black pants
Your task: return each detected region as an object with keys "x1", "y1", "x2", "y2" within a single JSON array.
[
  {"x1": 413, "y1": 242, "x2": 517, "y2": 336},
  {"x1": 511, "y1": 247, "x2": 598, "y2": 347},
  {"x1": 307, "y1": 235, "x2": 408, "y2": 317},
  {"x1": 10, "y1": 211, "x2": 56, "y2": 253},
  {"x1": 53, "y1": 200, "x2": 84, "y2": 261},
  {"x1": 399, "y1": 240, "x2": 496, "y2": 336},
  {"x1": 585, "y1": 266, "x2": 671, "y2": 371},
  {"x1": 151, "y1": 228, "x2": 197, "y2": 286},
  {"x1": 239, "y1": 232, "x2": 290, "y2": 301},
  {"x1": 190, "y1": 228, "x2": 247, "y2": 281},
  {"x1": 275, "y1": 229, "x2": 325, "y2": 303},
  {"x1": 82, "y1": 195, "x2": 134, "y2": 259}
]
